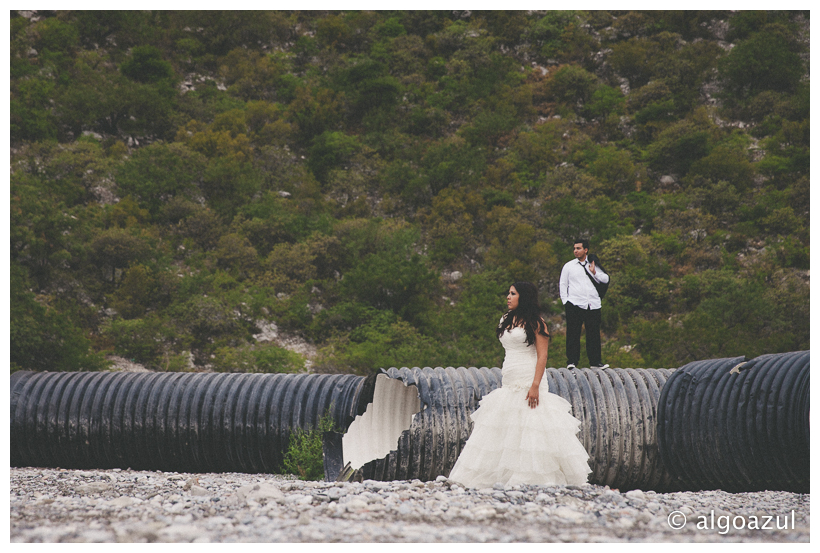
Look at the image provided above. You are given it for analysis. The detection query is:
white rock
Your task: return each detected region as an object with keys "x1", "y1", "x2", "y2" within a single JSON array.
[
  {"x1": 159, "y1": 524, "x2": 204, "y2": 542},
  {"x1": 236, "y1": 483, "x2": 285, "y2": 504},
  {"x1": 165, "y1": 502, "x2": 186, "y2": 514},
  {"x1": 345, "y1": 498, "x2": 369, "y2": 512},
  {"x1": 553, "y1": 506, "x2": 584, "y2": 521},
  {"x1": 363, "y1": 480, "x2": 390, "y2": 490},
  {"x1": 617, "y1": 516, "x2": 635, "y2": 528},
  {"x1": 471, "y1": 506, "x2": 496, "y2": 520},
  {"x1": 189, "y1": 486, "x2": 210, "y2": 497},
  {"x1": 286, "y1": 493, "x2": 310, "y2": 504},
  {"x1": 76, "y1": 483, "x2": 111, "y2": 494},
  {"x1": 557, "y1": 495, "x2": 585, "y2": 509},
  {"x1": 397, "y1": 503, "x2": 413, "y2": 515},
  {"x1": 106, "y1": 496, "x2": 140, "y2": 508},
  {"x1": 78, "y1": 530, "x2": 114, "y2": 542},
  {"x1": 626, "y1": 489, "x2": 646, "y2": 501},
  {"x1": 295, "y1": 495, "x2": 313, "y2": 505}
]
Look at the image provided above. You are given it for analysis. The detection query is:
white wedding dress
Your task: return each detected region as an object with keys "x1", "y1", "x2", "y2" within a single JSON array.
[{"x1": 448, "y1": 325, "x2": 591, "y2": 488}]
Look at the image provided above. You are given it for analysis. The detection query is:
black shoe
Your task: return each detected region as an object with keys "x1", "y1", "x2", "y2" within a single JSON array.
[
  {"x1": 566, "y1": 363, "x2": 577, "y2": 369},
  {"x1": 590, "y1": 363, "x2": 610, "y2": 369}
]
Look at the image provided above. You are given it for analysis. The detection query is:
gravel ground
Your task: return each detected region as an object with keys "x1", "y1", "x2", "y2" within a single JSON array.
[{"x1": 10, "y1": 467, "x2": 809, "y2": 543}]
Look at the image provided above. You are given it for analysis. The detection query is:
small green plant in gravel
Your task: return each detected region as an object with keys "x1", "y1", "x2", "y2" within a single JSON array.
[{"x1": 282, "y1": 412, "x2": 337, "y2": 480}]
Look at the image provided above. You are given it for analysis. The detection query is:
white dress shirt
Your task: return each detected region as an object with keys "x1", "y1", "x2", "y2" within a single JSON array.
[{"x1": 559, "y1": 257, "x2": 609, "y2": 310}]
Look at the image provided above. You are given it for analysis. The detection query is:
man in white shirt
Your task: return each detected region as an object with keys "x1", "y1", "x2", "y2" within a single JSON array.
[{"x1": 559, "y1": 239, "x2": 610, "y2": 369}]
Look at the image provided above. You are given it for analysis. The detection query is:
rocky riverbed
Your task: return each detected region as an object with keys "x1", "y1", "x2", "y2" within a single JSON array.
[{"x1": 10, "y1": 467, "x2": 809, "y2": 542}]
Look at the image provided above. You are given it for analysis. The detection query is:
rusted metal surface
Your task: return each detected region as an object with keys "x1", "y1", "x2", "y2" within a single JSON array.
[
  {"x1": 344, "y1": 366, "x2": 678, "y2": 491},
  {"x1": 10, "y1": 371, "x2": 363, "y2": 473},
  {"x1": 657, "y1": 351, "x2": 810, "y2": 493}
]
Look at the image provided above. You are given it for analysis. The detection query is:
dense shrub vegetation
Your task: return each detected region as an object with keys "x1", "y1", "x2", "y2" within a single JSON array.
[{"x1": 10, "y1": 10, "x2": 810, "y2": 373}]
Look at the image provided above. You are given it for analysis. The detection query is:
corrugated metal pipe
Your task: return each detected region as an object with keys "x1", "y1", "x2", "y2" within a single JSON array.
[
  {"x1": 657, "y1": 351, "x2": 810, "y2": 493},
  {"x1": 11, "y1": 366, "x2": 676, "y2": 490},
  {"x1": 326, "y1": 366, "x2": 680, "y2": 491},
  {"x1": 10, "y1": 371, "x2": 365, "y2": 473}
]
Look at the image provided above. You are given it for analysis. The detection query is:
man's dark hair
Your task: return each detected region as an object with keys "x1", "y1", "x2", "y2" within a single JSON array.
[{"x1": 574, "y1": 238, "x2": 589, "y2": 250}]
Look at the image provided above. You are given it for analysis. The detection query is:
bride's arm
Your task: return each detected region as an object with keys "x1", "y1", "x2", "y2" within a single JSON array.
[{"x1": 526, "y1": 326, "x2": 550, "y2": 409}]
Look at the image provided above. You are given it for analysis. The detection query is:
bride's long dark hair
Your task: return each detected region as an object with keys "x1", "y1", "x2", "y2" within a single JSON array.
[{"x1": 496, "y1": 281, "x2": 550, "y2": 346}]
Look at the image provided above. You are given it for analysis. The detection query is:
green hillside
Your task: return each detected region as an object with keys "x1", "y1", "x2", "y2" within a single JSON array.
[{"x1": 9, "y1": 10, "x2": 810, "y2": 374}]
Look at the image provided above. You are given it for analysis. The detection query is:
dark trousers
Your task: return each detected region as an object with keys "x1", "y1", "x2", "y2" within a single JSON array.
[{"x1": 565, "y1": 302, "x2": 602, "y2": 366}]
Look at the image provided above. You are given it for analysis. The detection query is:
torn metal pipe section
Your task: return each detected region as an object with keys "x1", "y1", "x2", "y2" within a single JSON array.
[
  {"x1": 325, "y1": 366, "x2": 679, "y2": 491},
  {"x1": 342, "y1": 374, "x2": 421, "y2": 471},
  {"x1": 330, "y1": 367, "x2": 501, "y2": 483}
]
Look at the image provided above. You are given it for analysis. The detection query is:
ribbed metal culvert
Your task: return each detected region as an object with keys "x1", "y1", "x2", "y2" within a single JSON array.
[
  {"x1": 344, "y1": 366, "x2": 678, "y2": 491},
  {"x1": 18, "y1": 356, "x2": 806, "y2": 493},
  {"x1": 11, "y1": 366, "x2": 676, "y2": 490},
  {"x1": 657, "y1": 351, "x2": 810, "y2": 493},
  {"x1": 10, "y1": 371, "x2": 364, "y2": 473}
]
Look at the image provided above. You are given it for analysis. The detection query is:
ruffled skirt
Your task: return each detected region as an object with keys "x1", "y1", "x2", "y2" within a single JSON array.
[{"x1": 447, "y1": 379, "x2": 591, "y2": 489}]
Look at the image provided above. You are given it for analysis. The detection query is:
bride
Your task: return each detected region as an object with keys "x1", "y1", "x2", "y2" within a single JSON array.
[{"x1": 448, "y1": 281, "x2": 591, "y2": 488}]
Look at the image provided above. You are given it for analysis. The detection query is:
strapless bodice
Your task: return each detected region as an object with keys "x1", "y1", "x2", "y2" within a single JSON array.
[{"x1": 499, "y1": 326, "x2": 538, "y2": 391}]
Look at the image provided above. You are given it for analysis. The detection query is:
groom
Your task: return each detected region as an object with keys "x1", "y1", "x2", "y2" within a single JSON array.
[{"x1": 559, "y1": 239, "x2": 609, "y2": 369}]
